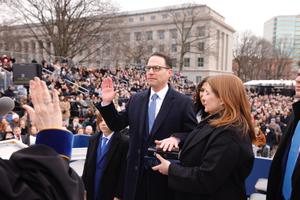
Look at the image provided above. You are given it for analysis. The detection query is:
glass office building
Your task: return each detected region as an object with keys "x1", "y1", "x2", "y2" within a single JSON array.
[{"x1": 263, "y1": 15, "x2": 300, "y2": 68}]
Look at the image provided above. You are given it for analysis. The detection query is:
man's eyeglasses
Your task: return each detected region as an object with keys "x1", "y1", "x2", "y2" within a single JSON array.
[{"x1": 145, "y1": 65, "x2": 170, "y2": 72}]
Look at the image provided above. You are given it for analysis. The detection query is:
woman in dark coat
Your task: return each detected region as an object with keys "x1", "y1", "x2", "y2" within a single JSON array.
[
  {"x1": 193, "y1": 77, "x2": 209, "y2": 123},
  {"x1": 153, "y1": 75, "x2": 255, "y2": 200}
]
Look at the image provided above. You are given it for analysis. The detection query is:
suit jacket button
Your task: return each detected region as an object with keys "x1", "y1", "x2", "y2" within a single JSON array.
[
  {"x1": 134, "y1": 166, "x2": 138, "y2": 171},
  {"x1": 137, "y1": 149, "x2": 141, "y2": 154}
]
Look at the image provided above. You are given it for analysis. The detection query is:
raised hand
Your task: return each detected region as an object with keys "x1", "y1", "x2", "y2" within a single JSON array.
[
  {"x1": 101, "y1": 77, "x2": 116, "y2": 105},
  {"x1": 23, "y1": 77, "x2": 63, "y2": 131}
]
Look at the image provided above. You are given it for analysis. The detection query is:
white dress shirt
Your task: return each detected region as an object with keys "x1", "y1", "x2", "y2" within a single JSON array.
[{"x1": 148, "y1": 84, "x2": 169, "y2": 118}]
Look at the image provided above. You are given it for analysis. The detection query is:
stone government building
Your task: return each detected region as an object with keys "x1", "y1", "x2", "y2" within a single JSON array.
[{"x1": 0, "y1": 4, "x2": 234, "y2": 83}]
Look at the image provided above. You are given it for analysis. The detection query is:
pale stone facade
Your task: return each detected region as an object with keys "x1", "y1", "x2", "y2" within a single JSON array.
[{"x1": 0, "y1": 4, "x2": 234, "y2": 83}]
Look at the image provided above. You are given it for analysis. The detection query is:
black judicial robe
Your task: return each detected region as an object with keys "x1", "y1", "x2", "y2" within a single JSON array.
[{"x1": 0, "y1": 128, "x2": 85, "y2": 200}]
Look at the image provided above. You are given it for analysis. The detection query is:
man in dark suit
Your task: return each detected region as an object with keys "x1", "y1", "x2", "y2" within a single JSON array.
[
  {"x1": 97, "y1": 52, "x2": 197, "y2": 200},
  {"x1": 267, "y1": 67, "x2": 300, "y2": 200},
  {"x1": 82, "y1": 114, "x2": 128, "y2": 200}
]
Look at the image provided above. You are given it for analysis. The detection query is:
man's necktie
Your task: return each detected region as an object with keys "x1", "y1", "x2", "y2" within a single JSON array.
[
  {"x1": 148, "y1": 93, "x2": 158, "y2": 133},
  {"x1": 94, "y1": 136, "x2": 109, "y2": 200},
  {"x1": 282, "y1": 120, "x2": 300, "y2": 199},
  {"x1": 100, "y1": 137, "x2": 108, "y2": 156}
]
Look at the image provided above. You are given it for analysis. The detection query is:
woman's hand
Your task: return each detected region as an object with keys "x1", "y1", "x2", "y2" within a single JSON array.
[
  {"x1": 23, "y1": 77, "x2": 63, "y2": 131},
  {"x1": 152, "y1": 153, "x2": 171, "y2": 175}
]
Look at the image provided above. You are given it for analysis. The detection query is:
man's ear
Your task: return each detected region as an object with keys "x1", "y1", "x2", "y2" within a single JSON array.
[{"x1": 168, "y1": 68, "x2": 173, "y2": 76}]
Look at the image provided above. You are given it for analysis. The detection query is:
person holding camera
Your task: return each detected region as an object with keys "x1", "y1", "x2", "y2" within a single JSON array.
[{"x1": 152, "y1": 75, "x2": 255, "y2": 200}]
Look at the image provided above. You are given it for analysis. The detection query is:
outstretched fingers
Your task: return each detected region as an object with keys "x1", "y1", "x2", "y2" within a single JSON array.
[
  {"x1": 52, "y1": 89, "x2": 60, "y2": 112},
  {"x1": 102, "y1": 77, "x2": 113, "y2": 89}
]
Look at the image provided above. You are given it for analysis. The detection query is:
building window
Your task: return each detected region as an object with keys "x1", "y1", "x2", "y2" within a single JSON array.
[
  {"x1": 4, "y1": 42, "x2": 9, "y2": 51},
  {"x1": 197, "y1": 26, "x2": 205, "y2": 36},
  {"x1": 197, "y1": 57, "x2": 204, "y2": 67},
  {"x1": 171, "y1": 44, "x2": 177, "y2": 52},
  {"x1": 198, "y1": 42, "x2": 205, "y2": 51},
  {"x1": 129, "y1": 17, "x2": 134, "y2": 22},
  {"x1": 124, "y1": 33, "x2": 130, "y2": 41},
  {"x1": 170, "y1": 29, "x2": 177, "y2": 39},
  {"x1": 140, "y1": 16, "x2": 144, "y2": 21},
  {"x1": 184, "y1": 58, "x2": 190, "y2": 67},
  {"x1": 183, "y1": 28, "x2": 191, "y2": 38},
  {"x1": 134, "y1": 32, "x2": 141, "y2": 41},
  {"x1": 151, "y1": 15, "x2": 156, "y2": 20},
  {"x1": 159, "y1": 44, "x2": 164, "y2": 52},
  {"x1": 16, "y1": 42, "x2": 22, "y2": 52},
  {"x1": 31, "y1": 41, "x2": 35, "y2": 51},
  {"x1": 175, "y1": 12, "x2": 181, "y2": 17},
  {"x1": 24, "y1": 42, "x2": 29, "y2": 52},
  {"x1": 38, "y1": 40, "x2": 43, "y2": 49},
  {"x1": 158, "y1": 30, "x2": 165, "y2": 40},
  {"x1": 137, "y1": 45, "x2": 143, "y2": 52},
  {"x1": 171, "y1": 58, "x2": 177, "y2": 68},
  {"x1": 134, "y1": 58, "x2": 141, "y2": 65},
  {"x1": 147, "y1": 45, "x2": 153, "y2": 53},
  {"x1": 196, "y1": 76, "x2": 202, "y2": 83},
  {"x1": 47, "y1": 41, "x2": 51, "y2": 48},
  {"x1": 162, "y1": 14, "x2": 168, "y2": 19},
  {"x1": 146, "y1": 31, "x2": 153, "y2": 40},
  {"x1": 184, "y1": 42, "x2": 190, "y2": 52},
  {"x1": 105, "y1": 46, "x2": 111, "y2": 56}
]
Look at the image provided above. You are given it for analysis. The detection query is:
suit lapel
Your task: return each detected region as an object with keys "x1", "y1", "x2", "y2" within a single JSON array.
[
  {"x1": 90, "y1": 134, "x2": 101, "y2": 177},
  {"x1": 293, "y1": 156, "x2": 300, "y2": 186},
  {"x1": 181, "y1": 123, "x2": 215, "y2": 155},
  {"x1": 150, "y1": 88, "x2": 174, "y2": 136},
  {"x1": 140, "y1": 90, "x2": 150, "y2": 138}
]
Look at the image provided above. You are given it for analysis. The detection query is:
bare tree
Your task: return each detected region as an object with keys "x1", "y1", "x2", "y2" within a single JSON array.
[
  {"x1": 271, "y1": 38, "x2": 293, "y2": 79},
  {"x1": 168, "y1": 4, "x2": 216, "y2": 71},
  {"x1": 233, "y1": 31, "x2": 293, "y2": 81},
  {"x1": 233, "y1": 31, "x2": 258, "y2": 81},
  {"x1": 117, "y1": 31, "x2": 157, "y2": 67},
  {"x1": 4, "y1": 0, "x2": 118, "y2": 60}
]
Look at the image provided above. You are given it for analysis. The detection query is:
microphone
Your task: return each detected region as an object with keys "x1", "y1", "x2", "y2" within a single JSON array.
[{"x1": 0, "y1": 96, "x2": 15, "y2": 115}]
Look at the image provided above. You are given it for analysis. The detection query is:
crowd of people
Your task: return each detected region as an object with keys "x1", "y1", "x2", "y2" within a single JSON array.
[
  {"x1": 249, "y1": 93, "x2": 294, "y2": 157},
  {"x1": 0, "y1": 52, "x2": 299, "y2": 200},
  {"x1": 0, "y1": 57, "x2": 294, "y2": 159},
  {"x1": 0, "y1": 59, "x2": 195, "y2": 137}
]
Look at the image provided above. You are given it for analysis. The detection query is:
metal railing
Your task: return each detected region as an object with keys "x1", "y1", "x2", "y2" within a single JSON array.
[{"x1": 42, "y1": 68, "x2": 90, "y2": 95}]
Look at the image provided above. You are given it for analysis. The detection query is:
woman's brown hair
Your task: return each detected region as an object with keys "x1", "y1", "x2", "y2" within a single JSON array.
[{"x1": 206, "y1": 75, "x2": 255, "y2": 141}]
